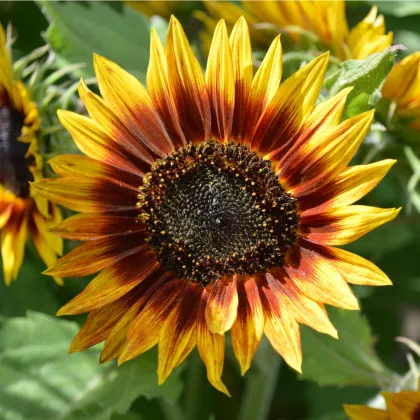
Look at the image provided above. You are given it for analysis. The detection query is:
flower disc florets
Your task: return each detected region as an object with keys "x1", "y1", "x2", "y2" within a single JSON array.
[
  {"x1": 0, "y1": 105, "x2": 30, "y2": 197},
  {"x1": 138, "y1": 141, "x2": 299, "y2": 285}
]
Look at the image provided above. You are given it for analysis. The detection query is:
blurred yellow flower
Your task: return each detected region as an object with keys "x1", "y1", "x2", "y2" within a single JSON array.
[
  {"x1": 0, "y1": 25, "x2": 62, "y2": 285},
  {"x1": 344, "y1": 378, "x2": 420, "y2": 419},
  {"x1": 382, "y1": 52, "x2": 420, "y2": 130},
  {"x1": 195, "y1": 1, "x2": 392, "y2": 60},
  {"x1": 126, "y1": 0, "x2": 181, "y2": 19}
]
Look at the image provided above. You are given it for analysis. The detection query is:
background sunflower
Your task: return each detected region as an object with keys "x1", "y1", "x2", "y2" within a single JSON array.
[{"x1": 1, "y1": 1, "x2": 420, "y2": 420}]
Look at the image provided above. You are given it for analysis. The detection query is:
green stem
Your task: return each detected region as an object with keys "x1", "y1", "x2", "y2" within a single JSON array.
[
  {"x1": 238, "y1": 343, "x2": 282, "y2": 420},
  {"x1": 184, "y1": 350, "x2": 205, "y2": 420}
]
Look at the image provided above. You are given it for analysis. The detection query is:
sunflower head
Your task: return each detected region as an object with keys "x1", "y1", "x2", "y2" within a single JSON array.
[
  {"x1": 33, "y1": 16, "x2": 399, "y2": 395},
  {"x1": 0, "y1": 24, "x2": 63, "y2": 285}
]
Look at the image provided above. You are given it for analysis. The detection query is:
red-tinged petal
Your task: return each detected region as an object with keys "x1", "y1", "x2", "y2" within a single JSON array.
[
  {"x1": 266, "y1": 272, "x2": 338, "y2": 338},
  {"x1": 157, "y1": 282, "x2": 202, "y2": 384},
  {"x1": 32, "y1": 178, "x2": 138, "y2": 214},
  {"x1": 206, "y1": 20, "x2": 235, "y2": 142},
  {"x1": 101, "y1": 273, "x2": 169, "y2": 363},
  {"x1": 57, "y1": 251, "x2": 159, "y2": 316},
  {"x1": 100, "y1": 302, "x2": 142, "y2": 363},
  {"x1": 229, "y1": 16, "x2": 253, "y2": 143},
  {"x1": 343, "y1": 405, "x2": 388, "y2": 420},
  {"x1": 1, "y1": 205, "x2": 29, "y2": 285},
  {"x1": 69, "y1": 290, "x2": 143, "y2": 353},
  {"x1": 45, "y1": 235, "x2": 148, "y2": 277},
  {"x1": 57, "y1": 109, "x2": 146, "y2": 176},
  {"x1": 242, "y1": 35, "x2": 282, "y2": 146},
  {"x1": 94, "y1": 55, "x2": 173, "y2": 157},
  {"x1": 32, "y1": 205, "x2": 62, "y2": 256},
  {"x1": 147, "y1": 29, "x2": 186, "y2": 148},
  {"x1": 300, "y1": 205, "x2": 401, "y2": 246},
  {"x1": 49, "y1": 155, "x2": 142, "y2": 191},
  {"x1": 314, "y1": 244, "x2": 392, "y2": 286},
  {"x1": 78, "y1": 80, "x2": 155, "y2": 170},
  {"x1": 0, "y1": 202, "x2": 12, "y2": 230},
  {"x1": 205, "y1": 275, "x2": 238, "y2": 334},
  {"x1": 50, "y1": 213, "x2": 144, "y2": 240},
  {"x1": 251, "y1": 53, "x2": 329, "y2": 154},
  {"x1": 197, "y1": 289, "x2": 230, "y2": 396},
  {"x1": 118, "y1": 277, "x2": 187, "y2": 364},
  {"x1": 299, "y1": 160, "x2": 396, "y2": 214},
  {"x1": 166, "y1": 16, "x2": 211, "y2": 143},
  {"x1": 231, "y1": 276, "x2": 265, "y2": 375},
  {"x1": 269, "y1": 87, "x2": 352, "y2": 165},
  {"x1": 284, "y1": 110, "x2": 374, "y2": 196},
  {"x1": 283, "y1": 241, "x2": 360, "y2": 309},
  {"x1": 260, "y1": 282, "x2": 302, "y2": 373}
]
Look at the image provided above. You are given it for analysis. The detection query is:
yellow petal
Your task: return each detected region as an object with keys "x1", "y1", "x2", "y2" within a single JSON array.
[
  {"x1": 1, "y1": 207, "x2": 28, "y2": 285},
  {"x1": 118, "y1": 276, "x2": 185, "y2": 364},
  {"x1": 206, "y1": 19, "x2": 235, "y2": 142},
  {"x1": 56, "y1": 249, "x2": 157, "y2": 314},
  {"x1": 32, "y1": 178, "x2": 138, "y2": 214},
  {"x1": 299, "y1": 159, "x2": 396, "y2": 214},
  {"x1": 261, "y1": 284, "x2": 302, "y2": 373},
  {"x1": 166, "y1": 16, "x2": 211, "y2": 143},
  {"x1": 343, "y1": 405, "x2": 388, "y2": 420},
  {"x1": 48, "y1": 154, "x2": 141, "y2": 190},
  {"x1": 231, "y1": 276, "x2": 265, "y2": 375},
  {"x1": 251, "y1": 52, "x2": 330, "y2": 154},
  {"x1": 270, "y1": 87, "x2": 352, "y2": 165},
  {"x1": 197, "y1": 289, "x2": 230, "y2": 396},
  {"x1": 243, "y1": 35, "x2": 282, "y2": 146},
  {"x1": 157, "y1": 283, "x2": 201, "y2": 384},
  {"x1": 100, "y1": 298, "x2": 144, "y2": 363},
  {"x1": 324, "y1": 246, "x2": 392, "y2": 286},
  {"x1": 147, "y1": 29, "x2": 186, "y2": 148},
  {"x1": 287, "y1": 110, "x2": 374, "y2": 196},
  {"x1": 301, "y1": 205, "x2": 401, "y2": 246},
  {"x1": 51, "y1": 213, "x2": 144, "y2": 241},
  {"x1": 383, "y1": 389, "x2": 420, "y2": 418},
  {"x1": 93, "y1": 54, "x2": 173, "y2": 157},
  {"x1": 205, "y1": 275, "x2": 238, "y2": 335},
  {"x1": 284, "y1": 242, "x2": 359, "y2": 310},
  {"x1": 57, "y1": 109, "x2": 145, "y2": 176},
  {"x1": 266, "y1": 272, "x2": 339, "y2": 338},
  {"x1": 382, "y1": 52, "x2": 420, "y2": 103},
  {"x1": 69, "y1": 292, "x2": 140, "y2": 353},
  {"x1": 229, "y1": 16, "x2": 253, "y2": 142}
]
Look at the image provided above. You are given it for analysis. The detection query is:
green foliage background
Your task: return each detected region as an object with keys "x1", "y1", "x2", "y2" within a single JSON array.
[{"x1": 1, "y1": 1, "x2": 420, "y2": 419}]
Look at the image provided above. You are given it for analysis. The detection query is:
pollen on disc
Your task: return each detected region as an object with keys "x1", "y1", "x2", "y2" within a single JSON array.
[{"x1": 138, "y1": 141, "x2": 299, "y2": 286}]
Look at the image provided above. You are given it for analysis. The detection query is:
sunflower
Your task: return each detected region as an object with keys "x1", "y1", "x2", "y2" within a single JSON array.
[
  {"x1": 0, "y1": 25, "x2": 62, "y2": 285},
  {"x1": 382, "y1": 52, "x2": 420, "y2": 130},
  {"x1": 33, "y1": 17, "x2": 399, "y2": 395},
  {"x1": 195, "y1": 1, "x2": 392, "y2": 60},
  {"x1": 344, "y1": 378, "x2": 420, "y2": 419}
]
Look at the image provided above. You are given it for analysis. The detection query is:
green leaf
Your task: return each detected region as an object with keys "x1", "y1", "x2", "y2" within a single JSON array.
[
  {"x1": 0, "y1": 312, "x2": 184, "y2": 420},
  {"x1": 368, "y1": 1, "x2": 420, "y2": 17},
  {"x1": 324, "y1": 46, "x2": 405, "y2": 118},
  {"x1": 300, "y1": 307, "x2": 398, "y2": 387},
  {"x1": 37, "y1": 1, "x2": 151, "y2": 82}
]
